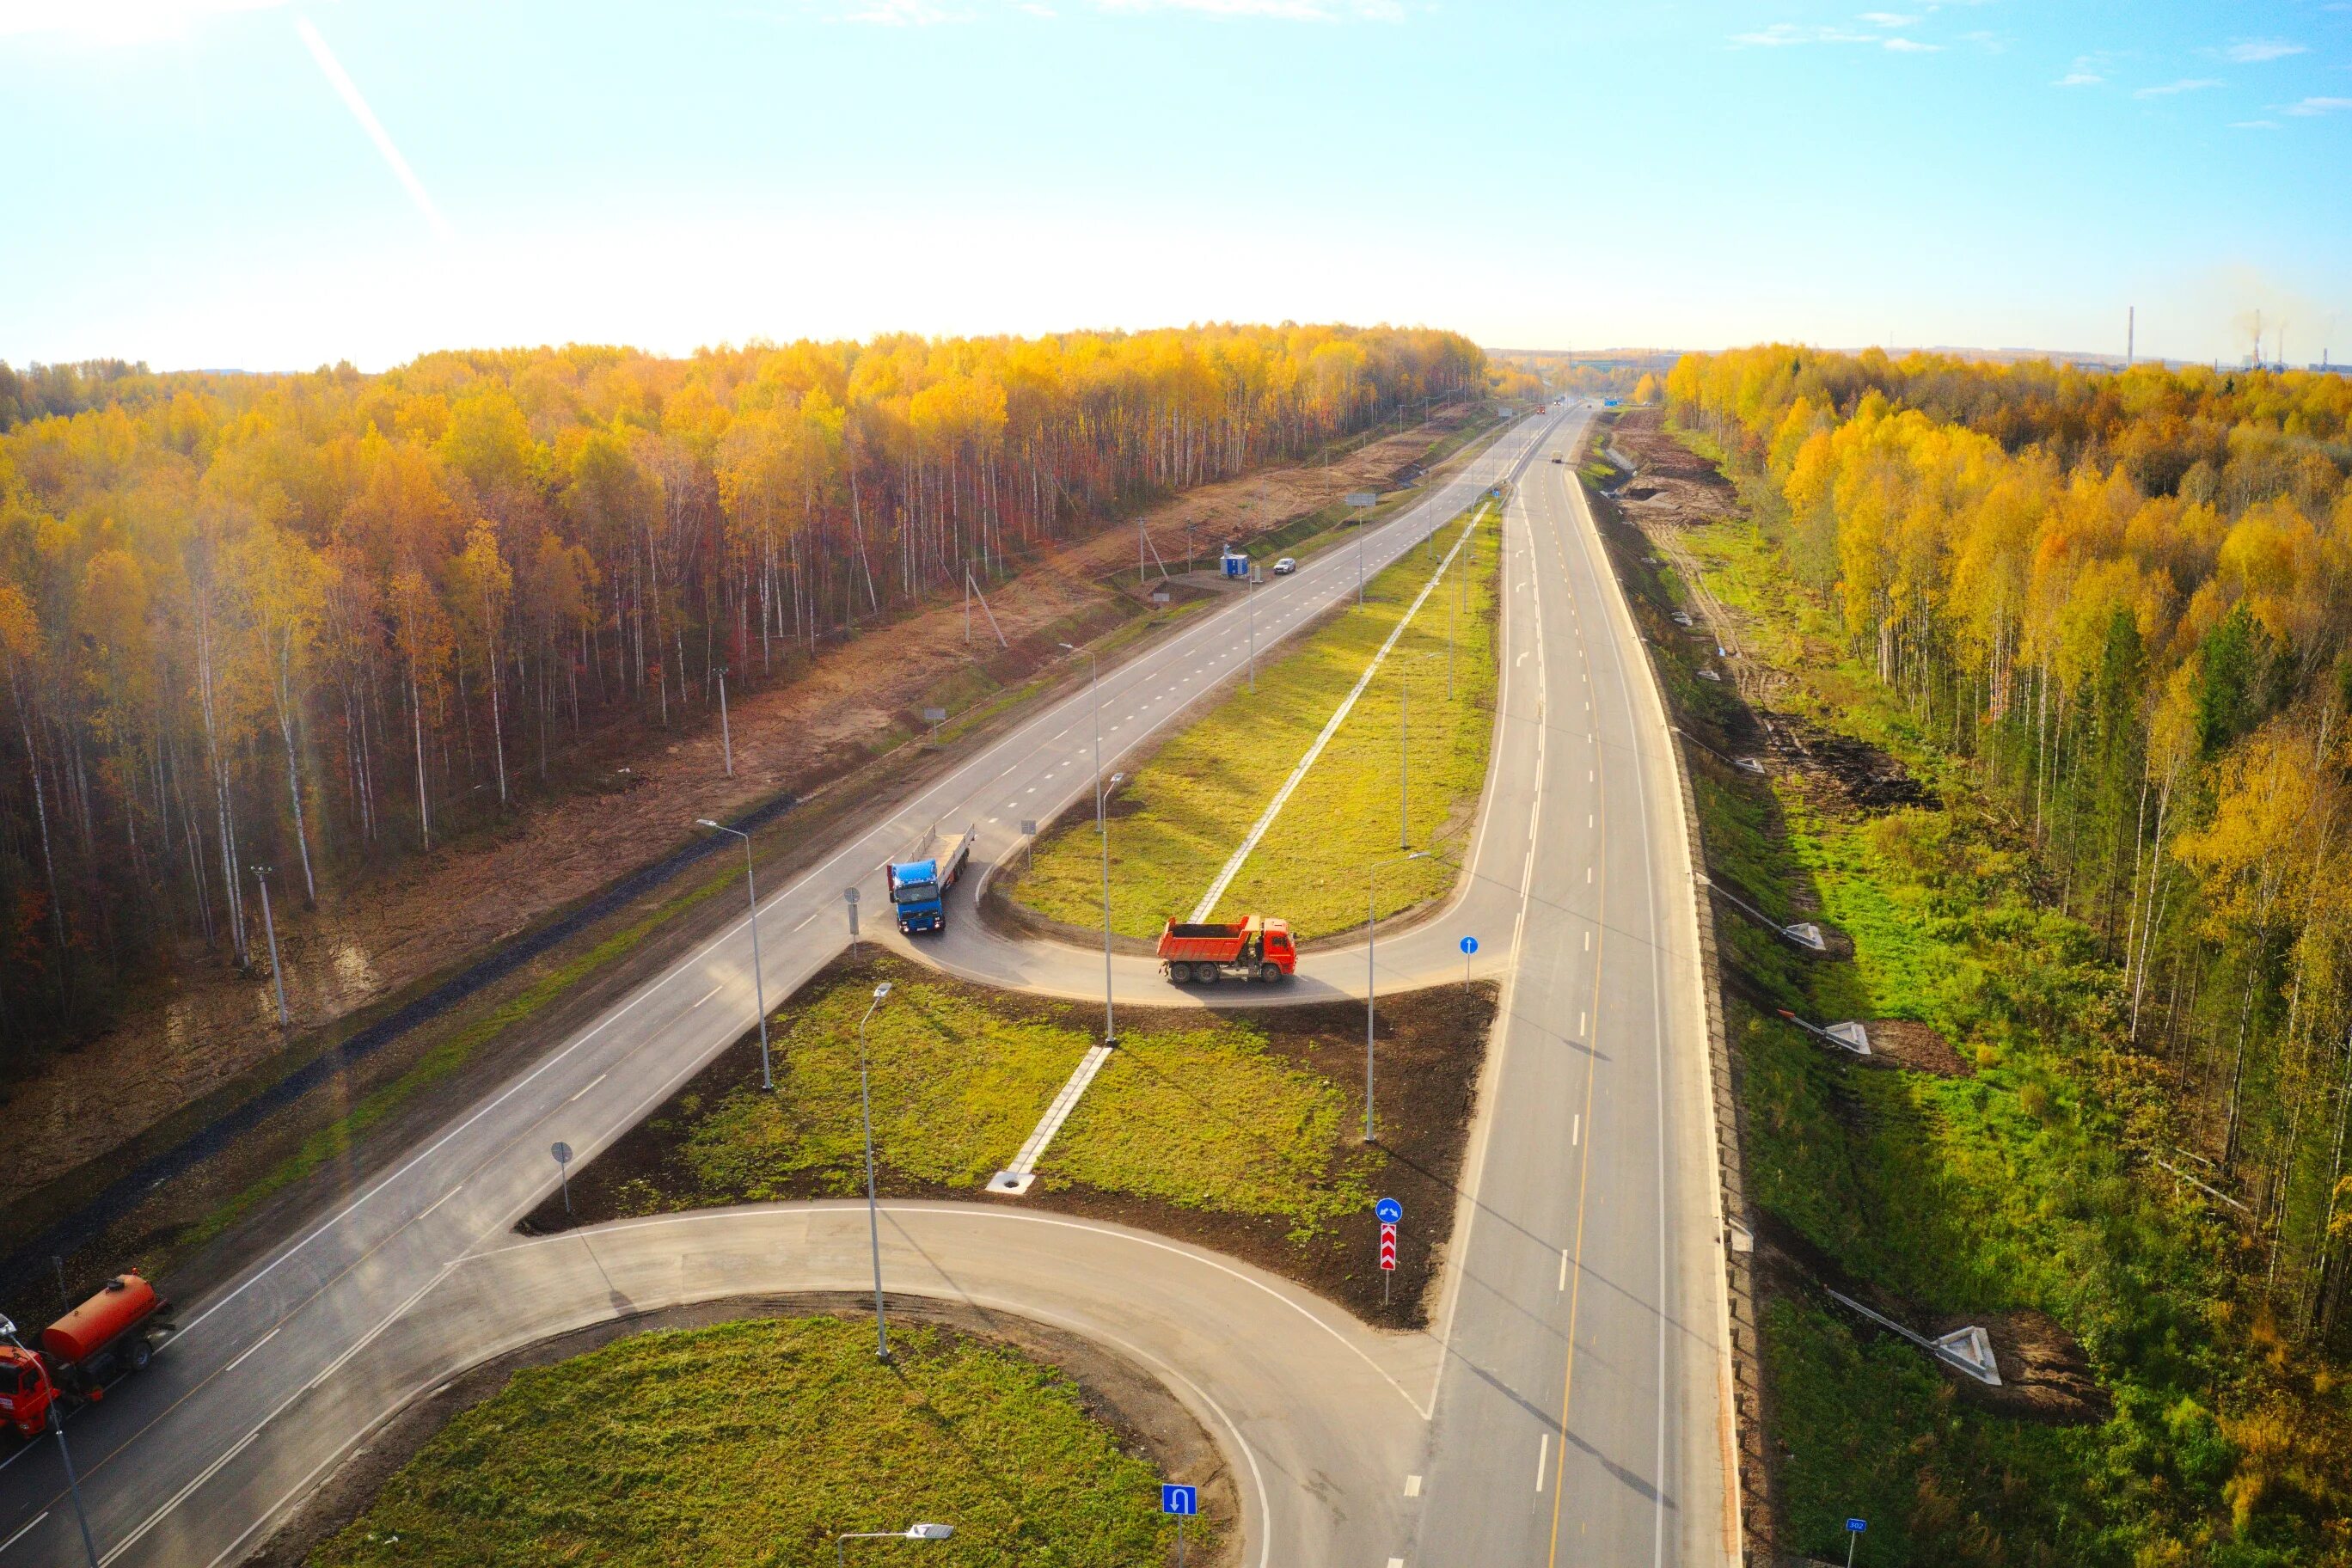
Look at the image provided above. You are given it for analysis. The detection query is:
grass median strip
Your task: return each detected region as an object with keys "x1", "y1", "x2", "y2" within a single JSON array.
[
  {"x1": 1009, "y1": 499, "x2": 1502, "y2": 940},
  {"x1": 306, "y1": 1315, "x2": 1186, "y2": 1568},
  {"x1": 528, "y1": 951, "x2": 1495, "y2": 1326}
]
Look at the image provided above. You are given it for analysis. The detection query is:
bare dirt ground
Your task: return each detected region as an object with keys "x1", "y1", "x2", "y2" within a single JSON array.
[{"x1": 3, "y1": 411, "x2": 1483, "y2": 1206}]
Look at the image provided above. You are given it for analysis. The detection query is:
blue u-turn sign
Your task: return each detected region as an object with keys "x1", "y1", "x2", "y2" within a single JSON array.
[{"x1": 1161, "y1": 1484, "x2": 1199, "y2": 1516}]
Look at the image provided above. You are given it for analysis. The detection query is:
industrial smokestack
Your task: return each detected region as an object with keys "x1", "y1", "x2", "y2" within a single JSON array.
[{"x1": 2127, "y1": 306, "x2": 2135, "y2": 368}]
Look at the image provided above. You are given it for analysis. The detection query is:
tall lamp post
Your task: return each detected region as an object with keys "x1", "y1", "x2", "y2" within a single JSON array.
[
  {"x1": 696, "y1": 818, "x2": 770, "y2": 1091},
  {"x1": 1363, "y1": 849, "x2": 1430, "y2": 1142},
  {"x1": 250, "y1": 863, "x2": 289, "y2": 1027},
  {"x1": 1058, "y1": 642, "x2": 1115, "y2": 1045},
  {"x1": 1395, "y1": 652, "x2": 1439, "y2": 853},
  {"x1": 837, "y1": 1522, "x2": 953, "y2": 1565},
  {"x1": 857, "y1": 981, "x2": 894, "y2": 1359},
  {"x1": 0, "y1": 1314, "x2": 100, "y2": 1568}
]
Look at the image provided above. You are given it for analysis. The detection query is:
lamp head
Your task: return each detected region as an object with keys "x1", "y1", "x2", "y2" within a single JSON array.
[
  {"x1": 873, "y1": 982, "x2": 892, "y2": 1001},
  {"x1": 906, "y1": 1523, "x2": 953, "y2": 1541},
  {"x1": 696, "y1": 818, "x2": 720, "y2": 830}
]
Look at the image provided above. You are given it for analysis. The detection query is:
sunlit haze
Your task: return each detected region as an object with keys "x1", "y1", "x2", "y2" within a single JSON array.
[{"x1": 5, "y1": 0, "x2": 2349, "y2": 367}]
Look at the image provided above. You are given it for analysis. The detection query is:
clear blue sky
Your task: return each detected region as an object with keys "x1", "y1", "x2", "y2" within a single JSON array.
[{"x1": 4, "y1": 0, "x2": 2348, "y2": 371}]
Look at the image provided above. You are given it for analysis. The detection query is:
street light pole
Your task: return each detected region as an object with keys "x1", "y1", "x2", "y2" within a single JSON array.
[
  {"x1": 1248, "y1": 567, "x2": 1258, "y2": 692},
  {"x1": 251, "y1": 864, "x2": 289, "y2": 1027},
  {"x1": 1400, "y1": 663, "x2": 1410, "y2": 851},
  {"x1": 856, "y1": 981, "x2": 894, "y2": 1358},
  {"x1": 697, "y1": 819, "x2": 769, "y2": 1091},
  {"x1": 1060, "y1": 642, "x2": 1115, "y2": 1045},
  {"x1": 0, "y1": 1316, "x2": 100, "y2": 1568},
  {"x1": 1363, "y1": 849, "x2": 1430, "y2": 1143}
]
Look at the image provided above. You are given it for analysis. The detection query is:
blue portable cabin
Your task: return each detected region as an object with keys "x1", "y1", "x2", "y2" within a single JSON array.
[{"x1": 1220, "y1": 545, "x2": 1250, "y2": 579}]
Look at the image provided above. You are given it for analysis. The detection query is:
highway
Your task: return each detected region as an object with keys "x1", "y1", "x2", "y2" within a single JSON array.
[{"x1": 0, "y1": 401, "x2": 1735, "y2": 1567}]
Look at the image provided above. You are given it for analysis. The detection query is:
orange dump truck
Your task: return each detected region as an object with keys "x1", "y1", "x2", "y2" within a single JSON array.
[
  {"x1": 0, "y1": 1274, "x2": 174, "y2": 1438},
  {"x1": 1156, "y1": 916, "x2": 1296, "y2": 984}
]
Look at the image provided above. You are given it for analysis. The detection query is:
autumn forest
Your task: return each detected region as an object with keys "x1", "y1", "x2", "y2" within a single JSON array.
[
  {"x1": 1670, "y1": 347, "x2": 2352, "y2": 1348},
  {"x1": 0, "y1": 325, "x2": 1485, "y2": 1070}
]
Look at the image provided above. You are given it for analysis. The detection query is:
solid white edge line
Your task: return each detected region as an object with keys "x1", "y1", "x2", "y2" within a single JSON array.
[{"x1": 0, "y1": 1513, "x2": 48, "y2": 1557}]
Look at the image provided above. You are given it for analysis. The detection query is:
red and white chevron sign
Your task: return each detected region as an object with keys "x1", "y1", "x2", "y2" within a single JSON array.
[{"x1": 1379, "y1": 1222, "x2": 1398, "y2": 1271}]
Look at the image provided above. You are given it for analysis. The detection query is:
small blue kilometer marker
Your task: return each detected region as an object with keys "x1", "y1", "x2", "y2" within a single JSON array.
[
  {"x1": 1162, "y1": 1483, "x2": 1199, "y2": 1567},
  {"x1": 1845, "y1": 1517, "x2": 1866, "y2": 1568}
]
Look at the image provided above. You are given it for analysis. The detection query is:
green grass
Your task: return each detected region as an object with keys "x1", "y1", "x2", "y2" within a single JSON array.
[
  {"x1": 307, "y1": 1315, "x2": 1188, "y2": 1568},
  {"x1": 1665, "y1": 475, "x2": 2352, "y2": 1565},
  {"x1": 1014, "y1": 500, "x2": 1501, "y2": 940},
  {"x1": 671, "y1": 971, "x2": 1376, "y2": 1239}
]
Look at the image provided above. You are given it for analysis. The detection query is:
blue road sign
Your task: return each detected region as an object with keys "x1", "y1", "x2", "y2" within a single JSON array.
[
  {"x1": 1375, "y1": 1197, "x2": 1403, "y2": 1225},
  {"x1": 1162, "y1": 1484, "x2": 1199, "y2": 1516},
  {"x1": 1847, "y1": 1518, "x2": 1867, "y2": 1533},
  {"x1": 1459, "y1": 935, "x2": 1479, "y2": 956}
]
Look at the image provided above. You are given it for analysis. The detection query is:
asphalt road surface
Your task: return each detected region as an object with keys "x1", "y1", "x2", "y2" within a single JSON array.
[{"x1": 0, "y1": 402, "x2": 1734, "y2": 1567}]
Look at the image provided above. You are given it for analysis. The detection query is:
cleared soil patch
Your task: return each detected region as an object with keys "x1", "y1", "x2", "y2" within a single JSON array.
[
  {"x1": 523, "y1": 950, "x2": 1494, "y2": 1329},
  {"x1": 1604, "y1": 409, "x2": 1738, "y2": 527},
  {"x1": 1001, "y1": 500, "x2": 1501, "y2": 940},
  {"x1": 1760, "y1": 711, "x2": 1937, "y2": 816},
  {"x1": 1752, "y1": 1210, "x2": 2108, "y2": 1424},
  {"x1": 258, "y1": 1308, "x2": 1224, "y2": 1568},
  {"x1": 1859, "y1": 1019, "x2": 1971, "y2": 1078}
]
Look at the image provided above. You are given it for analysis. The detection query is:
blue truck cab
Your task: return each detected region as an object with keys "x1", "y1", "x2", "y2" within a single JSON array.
[{"x1": 887, "y1": 824, "x2": 974, "y2": 934}]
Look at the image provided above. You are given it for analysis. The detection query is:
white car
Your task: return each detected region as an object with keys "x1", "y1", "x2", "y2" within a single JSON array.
[{"x1": 1272, "y1": 557, "x2": 1298, "y2": 575}]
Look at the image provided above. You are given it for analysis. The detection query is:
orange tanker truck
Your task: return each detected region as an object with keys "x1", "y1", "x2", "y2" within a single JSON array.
[
  {"x1": 1156, "y1": 915, "x2": 1296, "y2": 984},
  {"x1": 0, "y1": 1274, "x2": 174, "y2": 1439}
]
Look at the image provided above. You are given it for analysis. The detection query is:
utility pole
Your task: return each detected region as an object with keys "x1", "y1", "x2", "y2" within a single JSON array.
[
  {"x1": 717, "y1": 666, "x2": 732, "y2": 778},
  {"x1": 2126, "y1": 305, "x2": 2135, "y2": 369},
  {"x1": 251, "y1": 864, "x2": 288, "y2": 1027}
]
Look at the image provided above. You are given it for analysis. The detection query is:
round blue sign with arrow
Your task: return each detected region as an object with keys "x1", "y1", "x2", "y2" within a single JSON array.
[
  {"x1": 1459, "y1": 935, "x2": 1479, "y2": 955},
  {"x1": 1375, "y1": 1197, "x2": 1403, "y2": 1225}
]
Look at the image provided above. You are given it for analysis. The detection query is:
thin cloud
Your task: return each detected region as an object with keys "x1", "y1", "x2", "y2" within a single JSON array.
[
  {"x1": 2133, "y1": 77, "x2": 2223, "y2": 97},
  {"x1": 2053, "y1": 70, "x2": 2103, "y2": 86},
  {"x1": 2281, "y1": 95, "x2": 2352, "y2": 115},
  {"x1": 1857, "y1": 10, "x2": 1918, "y2": 24},
  {"x1": 294, "y1": 15, "x2": 452, "y2": 242},
  {"x1": 2231, "y1": 119, "x2": 2281, "y2": 129},
  {"x1": 1731, "y1": 20, "x2": 1937, "y2": 49},
  {"x1": 1091, "y1": 0, "x2": 1402, "y2": 15},
  {"x1": 0, "y1": 0, "x2": 290, "y2": 43},
  {"x1": 2221, "y1": 38, "x2": 2306, "y2": 63}
]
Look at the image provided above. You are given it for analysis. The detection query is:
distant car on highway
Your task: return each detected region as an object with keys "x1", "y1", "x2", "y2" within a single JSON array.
[{"x1": 1272, "y1": 557, "x2": 1297, "y2": 575}]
